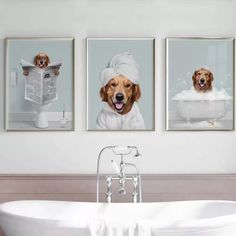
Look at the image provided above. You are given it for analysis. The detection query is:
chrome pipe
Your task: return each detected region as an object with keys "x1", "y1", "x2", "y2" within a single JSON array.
[
  {"x1": 96, "y1": 145, "x2": 142, "y2": 203},
  {"x1": 96, "y1": 146, "x2": 115, "y2": 203}
]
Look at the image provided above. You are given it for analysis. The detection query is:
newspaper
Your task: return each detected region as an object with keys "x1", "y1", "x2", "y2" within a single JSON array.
[{"x1": 20, "y1": 60, "x2": 62, "y2": 105}]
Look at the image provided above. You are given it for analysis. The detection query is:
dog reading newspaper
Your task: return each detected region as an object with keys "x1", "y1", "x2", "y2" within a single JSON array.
[{"x1": 20, "y1": 60, "x2": 62, "y2": 105}]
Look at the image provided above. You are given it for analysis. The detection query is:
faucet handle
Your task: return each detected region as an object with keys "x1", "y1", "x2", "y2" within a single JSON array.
[
  {"x1": 106, "y1": 176, "x2": 112, "y2": 187},
  {"x1": 106, "y1": 176, "x2": 112, "y2": 203},
  {"x1": 132, "y1": 176, "x2": 139, "y2": 203},
  {"x1": 133, "y1": 176, "x2": 139, "y2": 187}
]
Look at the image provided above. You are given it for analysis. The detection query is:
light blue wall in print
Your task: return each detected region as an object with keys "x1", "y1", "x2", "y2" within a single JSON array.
[
  {"x1": 87, "y1": 39, "x2": 155, "y2": 130},
  {"x1": 7, "y1": 38, "x2": 74, "y2": 113}
]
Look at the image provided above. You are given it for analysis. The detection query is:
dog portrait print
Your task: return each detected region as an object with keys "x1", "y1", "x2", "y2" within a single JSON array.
[
  {"x1": 97, "y1": 52, "x2": 145, "y2": 130},
  {"x1": 166, "y1": 38, "x2": 234, "y2": 131}
]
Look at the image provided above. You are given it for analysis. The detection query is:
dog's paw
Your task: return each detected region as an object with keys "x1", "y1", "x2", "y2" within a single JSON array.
[
  {"x1": 53, "y1": 69, "x2": 59, "y2": 76},
  {"x1": 23, "y1": 70, "x2": 29, "y2": 76}
]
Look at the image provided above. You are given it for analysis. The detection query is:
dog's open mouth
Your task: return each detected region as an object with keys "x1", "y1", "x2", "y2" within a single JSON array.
[
  {"x1": 111, "y1": 97, "x2": 125, "y2": 112},
  {"x1": 199, "y1": 82, "x2": 206, "y2": 89},
  {"x1": 113, "y1": 102, "x2": 125, "y2": 112}
]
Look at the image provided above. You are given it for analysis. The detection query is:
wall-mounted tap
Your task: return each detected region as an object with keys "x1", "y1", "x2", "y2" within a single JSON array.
[
  {"x1": 111, "y1": 159, "x2": 126, "y2": 195},
  {"x1": 96, "y1": 146, "x2": 142, "y2": 203}
]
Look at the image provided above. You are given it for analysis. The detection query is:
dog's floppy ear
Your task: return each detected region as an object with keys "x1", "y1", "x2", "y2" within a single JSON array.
[
  {"x1": 192, "y1": 70, "x2": 197, "y2": 83},
  {"x1": 46, "y1": 54, "x2": 50, "y2": 65},
  {"x1": 100, "y1": 86, "x2": 108, "y2": 102},
  {"x1": 209, "y1": 71, "x2": 214, "y2": 82},
  {"x1": 133, "y1": 84, "x2": 141, "y2": 101},
  {"x1": 33, "y1": 55, "x2": 38, "y2": 65}
]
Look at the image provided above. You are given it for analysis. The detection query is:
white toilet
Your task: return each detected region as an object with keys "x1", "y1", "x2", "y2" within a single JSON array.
[
  {"x1": 21, "y1": 59, "x2": 62, "y2": 129},
  {"x1": 31, "y1": 102, "x2": 52, "y2": 129}
]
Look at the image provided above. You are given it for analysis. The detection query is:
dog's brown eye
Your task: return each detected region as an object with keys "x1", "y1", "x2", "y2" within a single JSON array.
[
  {"x1": 125, "y1": 84, "x2": 131, "y2": 88},
  {"x1": 111, "y1": 83, "x2": 116, "y2": 87}
]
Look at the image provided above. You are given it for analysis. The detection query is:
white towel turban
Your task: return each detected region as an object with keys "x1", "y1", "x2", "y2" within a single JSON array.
[{"x1": 100, "y1": 52, "x2": 140, "y2": 86}]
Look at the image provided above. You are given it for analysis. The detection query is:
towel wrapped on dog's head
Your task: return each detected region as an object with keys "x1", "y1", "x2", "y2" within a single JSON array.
[{"x1": 100, "y1": 52, "x2": 140, "y2": 86}]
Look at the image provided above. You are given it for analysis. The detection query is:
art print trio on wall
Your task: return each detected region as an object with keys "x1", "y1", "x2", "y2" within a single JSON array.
[{"x1": 4, "y1": 37, "x2": 235, "y2": 131}]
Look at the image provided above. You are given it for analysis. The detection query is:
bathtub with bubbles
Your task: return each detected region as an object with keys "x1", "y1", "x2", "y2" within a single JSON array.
[
  {"x1": 1, "y1": 200, "x2": 236, "y2": 236},
  {"x1": 171, "y1": 88, "x2": 232, "y2": 129}
]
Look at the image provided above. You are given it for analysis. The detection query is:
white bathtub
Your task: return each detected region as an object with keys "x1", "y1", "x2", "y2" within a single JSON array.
[
  {"x1": 172, "y1": 89, "x2": 232, "y2": 123},
  {"x1": 1, "y1": 200, "x2": 236, "y2": 236},
  {"x1": 174, "y1": 99, "x2": 230, "y2": 121}
]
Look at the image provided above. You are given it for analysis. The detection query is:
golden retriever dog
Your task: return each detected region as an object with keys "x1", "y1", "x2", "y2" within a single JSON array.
[
  {"x1": 23, "y1": 53, "x2": 59, "y2": 76},
  {"x1": 100, "y1": 75, "x2": 141, "y2": 115},
  {"x1": 192, "y1": 68, "x2": 214, "y2": 92},
  {"x1": 97, "y1": 52, "x2": 145, "y2": 129},
  {"x1": 33, "y1": 53, "x2": 50, "y2": 69}
]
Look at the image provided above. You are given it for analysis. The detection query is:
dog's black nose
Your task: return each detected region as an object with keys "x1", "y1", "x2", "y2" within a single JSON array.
[
  {"x1": 200, "y1": 78, "x2": 205, "y2": 83},
  {"x1": 116, "y1": 93, "x2": 124, "y2": 101}
]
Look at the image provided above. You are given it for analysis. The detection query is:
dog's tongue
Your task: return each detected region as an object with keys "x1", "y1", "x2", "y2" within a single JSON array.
[{"x1": 115, "y1": 103, "x2": 124, "y2": 110}]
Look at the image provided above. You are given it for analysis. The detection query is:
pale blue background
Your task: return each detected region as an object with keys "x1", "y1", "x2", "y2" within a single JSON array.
[
  {"x1": 168, "y1": 38, "x2": 234, "y2": 116},
  {"x1": 87, "y1": 39, "x2": 154, "y2": 130},
  {"x1": 7, "y1": 39, "x2": 74, "y2": 113}
]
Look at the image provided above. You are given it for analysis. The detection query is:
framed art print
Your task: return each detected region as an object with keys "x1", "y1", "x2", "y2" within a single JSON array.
[
  {"x1": 87, "y1": 38, "x2": 155, "y2": 131},
  {"x1": 166, "y1": 37, "x2": 234, "y2": 131},
  {"x1": 5, "y1": 38, "x2": 74, "y2": 131}
]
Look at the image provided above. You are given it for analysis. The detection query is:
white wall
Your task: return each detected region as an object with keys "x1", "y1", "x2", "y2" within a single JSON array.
[{"x1": 0, "y1": 0, "x2": 236, "y2": 174}]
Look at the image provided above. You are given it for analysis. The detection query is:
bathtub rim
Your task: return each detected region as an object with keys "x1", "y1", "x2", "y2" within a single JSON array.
[
  {"x1": 172, "y1": 98, "x2": 232, "y2": 102},
  {"x1": 1, "y1": 200, "x2": 236, "y2": 233}
]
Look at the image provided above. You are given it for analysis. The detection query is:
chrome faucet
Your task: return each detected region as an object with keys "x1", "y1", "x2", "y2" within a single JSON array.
[{"x1": 96, "y1": 146, "x2": 142, "y2": 203}]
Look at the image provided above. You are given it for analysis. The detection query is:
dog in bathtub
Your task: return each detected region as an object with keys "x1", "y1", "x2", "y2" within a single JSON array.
[{"x1": 192, "y1": 68, "x2": 214, "y2": 92}]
